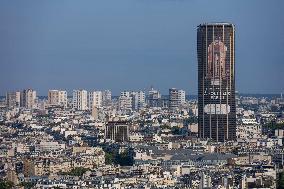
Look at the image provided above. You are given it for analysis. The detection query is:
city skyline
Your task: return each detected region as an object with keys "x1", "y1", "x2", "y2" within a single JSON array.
[
  {"x1": 0, "y1": 0, "x2": 283, "y2": 95},
  {"x1": 1, "y1": 1, "x2": 284, "y2": 187}
]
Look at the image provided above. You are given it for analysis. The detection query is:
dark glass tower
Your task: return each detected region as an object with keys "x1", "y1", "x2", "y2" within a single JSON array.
[{"x1": 197, "y1": 23, "x2": 236, "y2": 142}]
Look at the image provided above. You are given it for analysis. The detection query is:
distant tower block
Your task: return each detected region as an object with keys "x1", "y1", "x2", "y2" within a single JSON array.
[{"x1": 92, "y1": 106, "x2": 98, "y2": 120}]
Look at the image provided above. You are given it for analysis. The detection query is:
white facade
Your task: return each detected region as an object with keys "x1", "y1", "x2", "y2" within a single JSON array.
[
  {"x1": 89, "y1": 91, "x2": 103, "y2": 109},
  {"x1": 72, "y1": 90, "x2": 88, "y2": 110},
  {"x1": 48, "y1": 90, "x2": 67, "y2": 107},
  {"x1": 120, "y1": 91, "x2": 130, "y2": 97},
  {"x1": 169, "y1": 88, "x2": 186, "y2": 109},
  {"x1": 35, "y1": 141, "x2": 65, "y2": 152},
  {"x1": 131, "y1": 91, "x2": 145, "y2": 110},
  {"x1": 236, "y1": 123, "x2": 262, "y2": 139},
  {"x1": 178, "y1": 90, "x2": 186, "y2": 104},
  {"x1": 102, "y1": 90, "x2": 112, "y2": 106},
  {"x1": 119, "y1": 91, "x2": 145, "y2": 110},
  {"x1": 21, "y1": 89, "x2": 37, "y2": 109},
  {"x1": 119, "y1": 91, "x2": 132, "y2": 110},
  {"x1": 129, "y1": 133, "x2": 144, "y2": 142},
  {"x1": 241, "y1": 118, "x2": 258, "y2": 125},
  {"x1": 149, "y1": 88, "x2": 161, "y2": 99},
  {"x1": 6, "y1": 91, "x2": 21, "y2": 107},
  {"x1": 275, "y1": 129, "x2": 284, "y2": 138}
]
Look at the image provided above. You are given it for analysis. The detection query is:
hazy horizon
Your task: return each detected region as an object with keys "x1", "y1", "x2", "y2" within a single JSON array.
[{"x1": 0, "y1": 0, "x2": 283, "y2": 96}]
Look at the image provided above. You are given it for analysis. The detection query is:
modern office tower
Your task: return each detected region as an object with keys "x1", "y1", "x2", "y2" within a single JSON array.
[
  {"x1": 72, "y1": 90, "x2": 88, "y2": 110},
  {"x1": 6, "y1": 91, "x2": 21, "y2": 108},
  {"x1": 47, "y1": 90, "x2": 67, "y2": 108},
  {"x1": 197, "y1": 23, "x2": 236, "y2": 142},
  {"x1": 169, "y1": 88, "x2": 186, "y2": 109},
  {"x1": 131, "y1": 91, "x2": 145, "y2": 110},
  {"x1": 89, "y1": 91, "x2": 103, "y2": 109},
  {"x1": 102, "y1": 90, "x2": 112, "y2": 106},
  {"x1": 20, "y1": 89, "x2": 37, "y2": 109},
  {"x1": 148, "y1": 87, "x2": 161, "y2": 107},
  {"x1": 119, "y1": 91, "x2": 132, "y2": 110},
  {"x1": 105, "y1": 121, "x2": 129, "y2": 142}
]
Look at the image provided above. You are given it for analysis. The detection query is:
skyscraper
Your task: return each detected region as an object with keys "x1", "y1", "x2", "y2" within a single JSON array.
[{"x1": 197, "y1": 23, "x2": 236, "y2": 142}]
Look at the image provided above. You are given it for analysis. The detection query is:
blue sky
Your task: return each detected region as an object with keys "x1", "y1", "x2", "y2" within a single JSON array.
[{"x1": 0, "y1": 0, "x2": 283, "y2": 95}]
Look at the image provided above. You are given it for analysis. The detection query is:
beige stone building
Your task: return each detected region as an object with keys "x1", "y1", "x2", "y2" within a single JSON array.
[{"x1": 48, "y1": 90, "x2": 67, "y2": 107}]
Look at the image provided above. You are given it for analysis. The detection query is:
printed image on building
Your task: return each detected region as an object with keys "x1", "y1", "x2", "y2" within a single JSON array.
[{"x1": 197, "y1": 23, "x2": 236, "y2": 142}]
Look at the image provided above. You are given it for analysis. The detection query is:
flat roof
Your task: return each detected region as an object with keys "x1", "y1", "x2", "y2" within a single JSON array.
[{"x1": 198, "y1": 22, "x2": 234, "y2": 27}]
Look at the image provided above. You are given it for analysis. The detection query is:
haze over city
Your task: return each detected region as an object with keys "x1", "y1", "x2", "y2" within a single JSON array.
[
  {"x1": 2, "y1": 1, "x2": 284, "y2": 189},
  {"x1": 0, "y1": 0, "x2": 283, "y2": 95}
]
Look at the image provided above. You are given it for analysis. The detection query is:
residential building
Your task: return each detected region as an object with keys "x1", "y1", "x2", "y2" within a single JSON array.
[
  {"x1": 6, "y1": 91, "x2": 20, "y2": 108},
  {"x1": 72, "y1": 90, "x2": 88, "y2": 110},
  {"x1": 48, "y1": 90, "x2": 67, "y2": 107},
  {"x1": 169, "y1": 88, "x2": 185, "y2": 109},
  {"x1": 148, "y1": 87, "x2": 161, "y2": 107},
  {"x1": 20, "y1": 89, "x2": 37, "y2": 109},
  {"x1": 131, "y1": 91, "x2": 145, "y2": 110},
  {"x1": 119, "y1": 91, "x2": 132, "y2": 110},
  {"x1": 102, "y1": 90, "x2": 112, "y2": 106},
  {"x1": 89, "y1": 91, "x2": 103, "y2": 109}
]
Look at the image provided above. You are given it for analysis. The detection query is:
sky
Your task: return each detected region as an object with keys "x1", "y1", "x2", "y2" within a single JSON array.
[{"x1": 0, "y1": 0, "x2": 283, "y2": 96}]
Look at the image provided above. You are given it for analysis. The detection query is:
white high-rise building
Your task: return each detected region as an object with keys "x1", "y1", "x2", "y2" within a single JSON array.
[
  {"x1": 119, "y1": 91, "x2": 132, "y2": 110},
  {"x1": 120, "y1": 91, "x2": 130, "y2": 97},
  {"x1": 169, "y1": 88, "x2": 186, "y2": 109},
  {"x1": 102, "y1": 90, "x2": 112, "y2": 106},
  {"x1": 131, "y1": 91, "x2": 145, "y2": 110},
  {"x1": 20, "y1": 89, "x2": 37, "y2": 109},
  {"x1": 48, "y1": 90, "x2": 67, "y2": 107},
  {"x1": 178, "y1": 90, "x2": 186, "y2": 104},
  {"x1": 89, "y1": 91, "x2": 103, "y2": 109},
  {"x1": 148, "y1": 87, "x2": 161, "y2": 107},
  {"x1": 72, "y1": 90, "x2": 88, "y2": 110},
  {"x1": 6, "y1": 91, "x2": 21, "y2": 108}
]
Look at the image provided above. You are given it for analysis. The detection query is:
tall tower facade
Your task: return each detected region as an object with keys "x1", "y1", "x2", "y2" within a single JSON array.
[{"x1": 197, "y1": 23, "x2": 236, "y2": 142}]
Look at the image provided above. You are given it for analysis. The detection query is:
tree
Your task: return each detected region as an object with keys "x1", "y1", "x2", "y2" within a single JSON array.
[
  {"x1": 278, "y1": 172, "x2": 284, "y2": 189},
  {"x1": 171, "y1": 126, "x2": 180, "y2": 135},
  {"x1": 0, "y1": 180, "x2": 14, "y2": 189},
  {"x1": 19, "y1": 182, "x2": 35, "y2": 189},
  {"x1": 105, "y1": 152, "x2": 115, "y2": 165},
  {"x1": 60, "y1": 167, "x2": 89, "y2": 177},
  {"x1": 115, "y1": 151, "x2": 133, "y2": 166}
]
